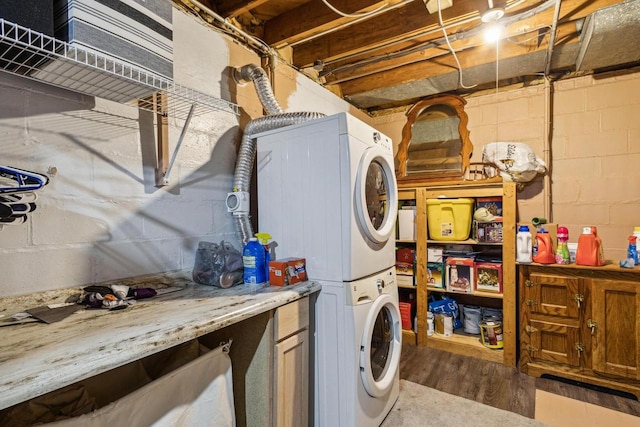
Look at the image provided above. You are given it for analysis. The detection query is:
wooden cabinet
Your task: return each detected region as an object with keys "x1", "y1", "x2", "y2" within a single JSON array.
[
  {"x1": 520, "y1": 264, "x2": 640, "y2": 398},
  {"x1": 397, "y1": 181, "x2": 517, "y2": 366},
  {"x1": 591, "y1": 277, "x2": 640, "y2": 380},
  {"x1": 273, "y1": 297, "x2": 310, "y2": 427}
]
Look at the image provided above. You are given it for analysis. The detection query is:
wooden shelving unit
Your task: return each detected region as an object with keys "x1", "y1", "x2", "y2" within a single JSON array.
[{"x1": 397, "y1": 181, "x2": 517, "y2": 367}]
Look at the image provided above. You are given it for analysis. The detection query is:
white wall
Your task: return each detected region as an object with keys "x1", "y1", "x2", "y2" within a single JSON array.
[{"x1": 0, "y1": 7, "x2": 353, "y2": 297}]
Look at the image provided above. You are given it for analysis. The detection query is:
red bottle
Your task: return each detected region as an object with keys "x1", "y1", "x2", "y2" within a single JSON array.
[
  {"x1": 576, "y1": 226, "x2": 605, "y2": 266},
  {"x1": 532, "y1": 229, "x2": 555, "y2": 264}
]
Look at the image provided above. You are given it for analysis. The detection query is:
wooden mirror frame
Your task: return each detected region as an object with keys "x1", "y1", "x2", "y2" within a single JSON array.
[{"x1": 395, "y1": 94, "x2": 473, "y2": 185}]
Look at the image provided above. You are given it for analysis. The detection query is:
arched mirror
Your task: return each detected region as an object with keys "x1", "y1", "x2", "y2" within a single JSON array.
[{"x1": 395, "y1": 94, "x2": 473, "y2": 183}]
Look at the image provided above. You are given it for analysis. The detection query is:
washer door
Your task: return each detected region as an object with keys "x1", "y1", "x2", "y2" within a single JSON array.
[
  {"x1": 359, "y1": 293, "x2": 402, "y2": 398},
  {"x1": 355, "y1": 146, "x2": 398, "y2": 245}
]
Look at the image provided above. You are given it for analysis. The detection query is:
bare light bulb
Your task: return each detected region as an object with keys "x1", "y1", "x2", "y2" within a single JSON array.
[{"x1": 484, "y1": 22, "x2": 503, "y2": 43}]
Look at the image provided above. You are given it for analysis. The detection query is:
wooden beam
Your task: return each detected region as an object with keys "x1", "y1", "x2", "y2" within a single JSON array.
[
  {"x1": 337, "y1": 22, "x2": 580, "y2": 97},
  {"x1": 291, "y1": 0, "x2": 503, "y2": 68},
  {"x1": 325, "y1": 17, "x2": 576, "y2": 86},
  {"x1": 292, "y1": 0, "x2": 623, "y2": 68},
  {"x1": 263, "y1": 0, "x2": 410, "y2": 47},
  {"x1": 214, "y1": 0, "x2": 270, "y2": 18}
]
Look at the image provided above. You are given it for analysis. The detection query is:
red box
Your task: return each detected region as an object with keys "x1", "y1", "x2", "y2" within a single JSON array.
[
  {"x1": 269, "y1": 257, "x2": 307, "y2": 286},
  {"x1": 475, "y1": 262, "x2": 503, "y2": 293},
  {"x1": 399, "y1": 302, "x2": 412, "y2": 330}
]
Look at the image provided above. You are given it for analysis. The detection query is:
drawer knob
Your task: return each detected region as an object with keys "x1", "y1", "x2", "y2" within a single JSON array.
[
  {"x1": 525, "y1": 280, "x2": 537, "y2": 287},
  {"x1": 525, "y1": 299, "x2": 537, "y2": 307},
  {"x1": 587, "y1": 318, "x2": 598, "y2": 335}
]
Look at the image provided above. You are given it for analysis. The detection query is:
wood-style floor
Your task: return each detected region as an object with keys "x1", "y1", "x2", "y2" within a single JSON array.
[{"x1": 399, "y1": 343, "x2": 640, "y2": 419}]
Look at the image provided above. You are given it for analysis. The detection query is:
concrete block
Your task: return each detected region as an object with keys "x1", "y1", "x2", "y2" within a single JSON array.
[
  {"x1": 0, "y1": 246, "x2": 94, "y2": 297},
  {"x1": 586, "y1": 79, "x2": 640, "y2": 110},
  {"x1": 554, "y1": 90, "x2": 587, "y2": 115},
  {"x1": 497, "y1": 97, "x2": 530, "y2": 122},
  {"x1": 92, "y1": 239, "x2": 182, "y2": 281},
  {"x1": 601, "y1": 105, "x2": 640, "y2": 131},
  {"x1": 566, "y1": 131, "x2": 628, "y2": 158},
  {"x1": 552, "y1": 111, "x2": 600, "y2": 139}
]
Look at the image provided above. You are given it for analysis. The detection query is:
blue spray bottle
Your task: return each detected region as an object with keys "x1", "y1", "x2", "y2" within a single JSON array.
[{"x1": 628, "y1": 235, "x2": 638, "y2": 266}]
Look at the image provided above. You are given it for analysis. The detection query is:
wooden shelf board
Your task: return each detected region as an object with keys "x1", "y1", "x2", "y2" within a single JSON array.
[
  {"x1": 426, "y1": 239, "x2": 502, "y2": 246},
  {"x1": 426, "y1": 332, "x2": 504, "y2": 363},
  {"x1": 396, "y1": 239, "x2": 417, "y2": 244},
  {"x1": 425, "y1": 287, "x2": 504, "y2": 300},
  {"x1": 398, "y1": 283, "x2": 417, "y2": 290},
  {"x1": 402, "y1": 329, "x2": 417, "y2": 346}
]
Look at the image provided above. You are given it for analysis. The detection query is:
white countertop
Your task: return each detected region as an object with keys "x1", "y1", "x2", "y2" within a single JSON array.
[{"x1": 0, "y1": 271, "x2": 321, "y2": 410}]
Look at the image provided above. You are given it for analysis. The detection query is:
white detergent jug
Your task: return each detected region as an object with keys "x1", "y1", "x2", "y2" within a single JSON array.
[{"x1": 516, "y1": 225, "x2": 533, "y2": 263}]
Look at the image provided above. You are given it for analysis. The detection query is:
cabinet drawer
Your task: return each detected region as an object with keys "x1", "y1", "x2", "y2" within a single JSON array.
[
  {"x1": 275, "y1": 297, "x2": 309, "y2": 341},
  {"x1": 526, "y1": 320, "x2": 582, "y2": 367}
]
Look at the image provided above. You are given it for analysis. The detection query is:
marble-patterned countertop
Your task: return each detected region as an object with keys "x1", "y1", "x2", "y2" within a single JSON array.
[{"x1": 0, "y1": 271, "x2": 321, "y2": 410}]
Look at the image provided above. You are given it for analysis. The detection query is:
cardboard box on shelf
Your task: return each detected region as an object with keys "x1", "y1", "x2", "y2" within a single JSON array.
[
  {"x1": 269, "y1": 257, "x2": 307, "y2": 286},
  {"x1": 396, "y1": 247, "x2": 415, "y2": 276},
  {"x1": 397, "y1": 208, "x2": 416, "y2": 240},
  {"x1": 427, "y1": 246, "x2": 444, "y2": 262},
  {"x1": 399, "y1": 302, "x2": 413, "y2": 330},
  {"x1": 475, "y1": 262, "x2": 503, "y2": 293},
  {"x1": 445, "y1": 257, "x2": 475, "y2": 293},
  {"x1": 474, "y1": 220, "x2": 503, "y2": 243},
  {"x1": 476, "y1": 196, "x2": 503, "y2": 218},
  {"x1": 427, "y1": 262, "x2": 444, "y2": 288},
  {"x1": 396, "y1": 274, "x2": 414, "y2": 287}
]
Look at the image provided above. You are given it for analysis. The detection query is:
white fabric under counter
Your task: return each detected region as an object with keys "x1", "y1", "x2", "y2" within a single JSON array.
[{"x1": 0, "y1": 271, "x2": 320, "y2": 411}]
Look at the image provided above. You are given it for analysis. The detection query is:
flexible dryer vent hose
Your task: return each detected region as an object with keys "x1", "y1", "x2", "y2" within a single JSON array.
[{"x1": 230, "y1": 64, "x2": 325, "y2": 245}]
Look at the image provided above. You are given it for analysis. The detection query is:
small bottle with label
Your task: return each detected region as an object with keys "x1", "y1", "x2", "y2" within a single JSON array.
[{"x1": 555, "y1": 226, "x2": 570, "y2": 264}]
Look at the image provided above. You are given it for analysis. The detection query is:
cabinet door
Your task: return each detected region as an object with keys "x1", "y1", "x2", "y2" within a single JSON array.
[
  {"x1": 527, "y1": 320, "x2": 582, "y2": 367},
  {"x1": 274, "y1": 329, "x2": 309, "y2": 427},
  {"x1": 525, "y1": 272, "x2": 582, "y2": 319},
  {"x1": 591, "y1": 278, "x2": 640, "y2": 380}
]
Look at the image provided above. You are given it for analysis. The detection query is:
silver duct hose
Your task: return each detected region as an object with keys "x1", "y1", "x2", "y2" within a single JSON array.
[
  {"x1": 228, "y1": 64, "x2": 325, "y2": 245},
  {"x1": 232, "y1": 64, "x2": 284, "y2": 116}
]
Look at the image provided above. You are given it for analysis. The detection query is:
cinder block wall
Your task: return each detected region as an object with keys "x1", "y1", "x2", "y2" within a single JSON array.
[
  {"x1": 467, "y1": 69, "x2": 640, "y2": 260},
  {"x1": 375, "y1": 67, "x2": 640, "y2": 261},
  {"x1": 0, "y1": 8, "x2": 352, "y2": 298}
]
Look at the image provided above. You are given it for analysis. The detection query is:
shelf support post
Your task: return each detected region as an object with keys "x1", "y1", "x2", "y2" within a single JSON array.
[{"x1": 153, "y1": 92, "x2": 170, "y2": 187}]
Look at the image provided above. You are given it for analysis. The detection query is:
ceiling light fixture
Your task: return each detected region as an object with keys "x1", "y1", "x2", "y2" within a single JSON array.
[{"x1": 481, "y1": 0, "x2": 504, "y2": 23}]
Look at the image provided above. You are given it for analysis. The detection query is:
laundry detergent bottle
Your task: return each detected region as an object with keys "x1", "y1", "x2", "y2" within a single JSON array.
[
  {"x1": 516, "y1": 225, "x2": 533, "y2": 263},
  {"x1": 243, "y1": 237, "x2": 266, "y2": 285},
  {"x1": 576, "y1": 226, "x2": 605, "y2": 266},
  {"x1": 533, "y1": 228, "x2": 555, "y2": 264}
]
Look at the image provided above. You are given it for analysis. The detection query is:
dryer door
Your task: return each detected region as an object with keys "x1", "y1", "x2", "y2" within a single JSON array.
[
  {"x1": 355, "y1": 146, "x2": 398, "y2": 245},
  {"x1": 359, "y1": 293, "x2": 402, "y2": 398}
]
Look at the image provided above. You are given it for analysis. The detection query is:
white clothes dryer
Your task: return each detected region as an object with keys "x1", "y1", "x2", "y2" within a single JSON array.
[
  {"x1": 315, "y1": 267, "x2": 401, "y2": 427},
  {"x1": 256, "y1": 112, "x2": 398, "y2": 282}
]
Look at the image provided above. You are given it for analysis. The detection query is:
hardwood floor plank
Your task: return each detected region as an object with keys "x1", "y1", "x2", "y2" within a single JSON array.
[{"x1": 399, "y1": 343, "x2": 640, "y2": 420}]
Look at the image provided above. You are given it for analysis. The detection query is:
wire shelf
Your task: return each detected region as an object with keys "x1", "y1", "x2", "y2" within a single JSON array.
[{"x1": 0, "y1": 18, "x2": 239, "y2": 119}]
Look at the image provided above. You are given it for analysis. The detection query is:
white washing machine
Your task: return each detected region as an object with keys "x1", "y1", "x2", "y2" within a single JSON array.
[
  {"x1": 315, "y1": 267, "x2": 402, "y2": 427},
  {"x1": 256, "y1": 112, "x2": 398, "y2": 282}
]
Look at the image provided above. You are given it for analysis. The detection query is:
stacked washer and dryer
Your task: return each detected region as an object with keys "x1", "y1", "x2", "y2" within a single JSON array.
[{"x1": 256, "y1": 112, "x2": 401, "y2": 427}]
